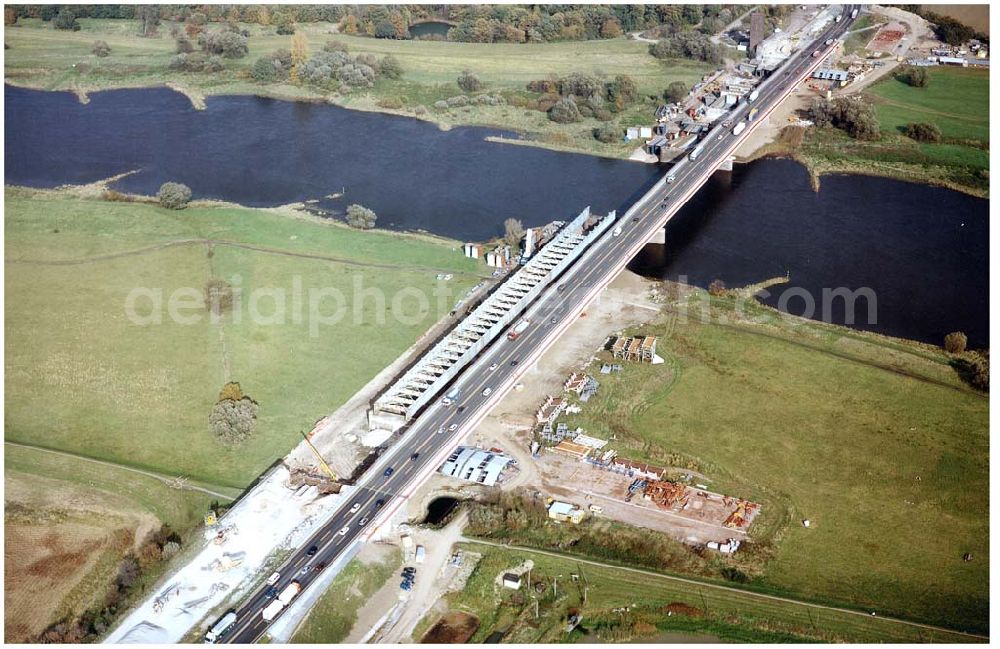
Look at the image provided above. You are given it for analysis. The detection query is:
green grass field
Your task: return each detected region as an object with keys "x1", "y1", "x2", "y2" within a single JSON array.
[
  {"x1": 4, "y1": 18, "x2": 712, "y2": 158},
  {"x1": 798, "y1": 66, "x2": 989, "y2": 196},
  {"x1": 5, "y1": 188, "x2": 482, "y2": 488},
  {"x1": 290, "y1": 550, "x2": 401, "y2": 643},
  {"x1": 440, "y1": 542, "x2": 982, "y2": 643},
  {"x1": 559, "y1": 298, "x2": 988, "y2": 634}
]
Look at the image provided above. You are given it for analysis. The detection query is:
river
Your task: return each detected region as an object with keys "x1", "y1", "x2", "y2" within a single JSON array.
[{"x1": 4, "y1": 85, "x2": 989, "y2": 347}]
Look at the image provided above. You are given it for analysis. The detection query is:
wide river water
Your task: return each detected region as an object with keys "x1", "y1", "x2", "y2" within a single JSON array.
[{"x1": 4, "y1": 85, "x2": 989, "y2": 347}]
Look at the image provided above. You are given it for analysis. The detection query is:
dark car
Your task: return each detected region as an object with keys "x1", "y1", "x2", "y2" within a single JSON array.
[
  {"x1": 314, "y1": 562, "x2": 327, "y2": 572},
  {"x1": 510, "y1": 359, "x2": 519, "y2": 367},
  {"x1": 457, "y1": 406, "x2": 466, "y2": 413},
  {"x1": 383, "y1": 467, "x2": 394, "y2": 478},
  {"x1": 306, "y1": 545, "x2": 318, "y2": 556},
  {"x1": 264, "y1": 586, "x2": 279, "y2": 599},
  {"x1": 410, "y1": 452, "x2": 420, "y2": 461},
  {"x1": 375, "y1": 498, "x2": 385, "y2": 510},
  {"x1": 632, "y1": 217, "x2": 639, "y2": 222}
]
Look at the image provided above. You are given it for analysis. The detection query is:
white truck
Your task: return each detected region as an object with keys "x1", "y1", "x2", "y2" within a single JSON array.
[
  {"x1": 508, "y1": 318, "x2": 530, "y2": 341},
  {"x1": 278, "y1": 581, "x2": 302, "y2": 606},
  {"x1": 205, "y1": 611, "x2": 237, "y2": 643},
  {"x1": 415, "y1": 545, "x2": 426, "y2": 564},
  {"x1": 688, "y1": 144, "x2": 704, "y2": 161},
  {"x1": 747, "y1": 89, "x2": 759, "y2": 102},
  {"x1": 261, "y1": 600, "x2": 284, "y2": 622},
  {"x1": 732, "y1": 122, "x2": 747, "y2": 137},
  {"x1": 851, "y1": 9, "x2": 859, "y2": 19},
  {"x1": 835, "y1": 14, "x2": 842, "y2": 22}
]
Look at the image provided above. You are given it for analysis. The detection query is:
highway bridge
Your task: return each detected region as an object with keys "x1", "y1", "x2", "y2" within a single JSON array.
[{"x1": 219, "y1": 6, "x2": 859, "y2": 643}]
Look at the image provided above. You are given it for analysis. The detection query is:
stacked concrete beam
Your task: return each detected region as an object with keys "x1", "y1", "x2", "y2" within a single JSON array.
[{"x1": 372, "y1": 206, "x2": 615, "y2": 422}]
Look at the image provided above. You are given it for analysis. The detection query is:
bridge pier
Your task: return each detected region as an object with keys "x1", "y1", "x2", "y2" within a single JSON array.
[
  {"x1": 718, "y1": 155, "x2": 736, "y2": 172},
  {"x1": 646, "y1": 227, "x2": 666, "y2": 245}
]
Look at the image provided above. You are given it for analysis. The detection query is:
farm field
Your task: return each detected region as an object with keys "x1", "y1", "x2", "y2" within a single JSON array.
[
  {"x1": 5, "y1": 188, "x2": 482, "y2": 488},
  {"x1": 557, "y1": 297, "x2": 989, "y2": 634},
  {"x1": 798, "y1": 66, "x2": 989, "y2": 196},
  {"x1": 4, "y1": 18, "x2": 713, "y2": 158},
  {"x1": 436, "y1": 542, "x2": 982, "y2": 643},
  {"x1": 4, "y1": 444, "x2": 214, "y2": 642}
]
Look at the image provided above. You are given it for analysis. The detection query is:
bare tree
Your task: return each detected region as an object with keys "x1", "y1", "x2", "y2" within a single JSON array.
[{"x1": 504, "y1": 217, "x2": 524, "y2": 250}]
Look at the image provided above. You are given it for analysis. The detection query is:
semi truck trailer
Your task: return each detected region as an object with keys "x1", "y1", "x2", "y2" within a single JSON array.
[{"x1": 205, "y1": 612, "x2": 237, "y2": 643}]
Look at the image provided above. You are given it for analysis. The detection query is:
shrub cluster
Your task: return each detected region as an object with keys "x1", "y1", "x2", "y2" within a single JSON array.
[{"x1": 808, "y1": 97, "x2": 880, "y2": 141}]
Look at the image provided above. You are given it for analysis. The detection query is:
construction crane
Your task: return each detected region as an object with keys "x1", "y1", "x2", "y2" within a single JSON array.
[{"x1": 300, "y1": 430, "x2": 338, "y2": 481}]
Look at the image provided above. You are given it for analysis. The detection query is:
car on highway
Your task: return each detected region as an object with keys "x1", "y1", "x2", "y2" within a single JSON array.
[
  {"x1": 264, "y1": 586, "x2": 278, "y2": 599},
  {"x1": 717, "y1": 133, "x2": 724, "y2": 140},
  {"x1": 383, "y1": 467, "x2": 394, "y2": 478},
  {"x1": 557, "y1": 283, "x2": 567, "y2": 291},
  {"x1": 550, "y1": 316, "x2": 557, "y2": 324},
  {"x1": 410, "y1": 452, "x2": 420, "y2": 461},
  {"x1": 722, "y1": 120, "x2": 731, "y2": 127},
  {"x1": 488, "y1": 362, "x2": 498, "y2": 371},
  {"x1": 337, "y1": 526, "x2": 350, "y2": 536},
  {"x1": 306, "y1": 545, "x2": 318, "y2": 556},
  {"x1": 448, "y1": 423, "x2": 458, "y2": 432},
  {"x1": 349, "y1": 503, "x2": 361, "y2": 514},
  {"x1": 457, "y1": 405, "x2": 466, "y2": 413},
  {"x1": 632, "y1": 217, "x2": 639, "y2": 223},
  {"x1": 301, "y1": 564, "x2": 311, "y2": 575},
  {"x1": 266, "y1": 572, "x2": 281, "y2": 586},
  {"x1": 375, "y1": 499, "x2": 385, "y2": 510},
  {"x1": 359, "y1": 516, "x2": 370, "y2": 526},
  {"x1": 612, "y1": 226, "x2": 623, "y2": 237},
  {"x1": 510, "y1": 359, "x2": 519, "y2": 366},
  {"x1": 314, "y1": 563, "x2": 327, "y2": 572},
  {"x1": 482, "y1": 387, "x2": 492, "y2": 397},
  {"x1": 437, "y1": 425, "x2": 445, "y2": 434},
  {"x1": 667, "y1": 174, "x2": 676, "y2": 183}
]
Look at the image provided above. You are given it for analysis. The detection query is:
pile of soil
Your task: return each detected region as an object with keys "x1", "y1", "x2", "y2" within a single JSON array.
[{"x1": 420, "y1": 611, "x2": 480, "y2": 643}]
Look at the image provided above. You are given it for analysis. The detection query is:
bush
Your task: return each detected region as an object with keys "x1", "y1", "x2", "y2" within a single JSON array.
[
  {"x1": 708, "y1": 279, "x2": 727, "y2": 296},
  {"x1": 377, "y1": 96, "x2": 404, "y2": 109},
  {"x1": 905, "y1": 122, "x2": 941, "y2": 143},
  {"x1": 323, "y1": 40, "x2": 349, "y2": 53},
  {"x1": 210, "y1": 397, "x2": 259, "y2": 446},
  {"x1": 204, "y1": 55, "x2": 224, "y2": 73},
  {"x1": 593, "y1": 123, "x2": 619, "y2": 143},
  {"x1": 379, "y1": 54, "x2": 403, "y2": 79},
  {"x1": 663, "y1": 80, "x2": 689, "y2": 104},
  {"x1": 175, "y1": 35, "x2": 194, "y2": 53},
  {"x1": 808, "y1": 97, "x2": 880, "y2": 141},
  {"x1": 54, "y1": 9, "x2": 80, "y2": 31},
  {"x1": 199, "y1": 30, "x2": 248, "y2": 59},
  {"x1": 345, "y1": 203, "x2": 377, "y2": 229},
  {"x1": 895, "y1": 65, "x2": 929, "y2": 88},
  {"x1": 413, "y1": 104, "x2": 428, "y2": 116},
  {"x1": 157, "y1": 182, "x2": 192, "y2": 209},
  {"x1": 433, "y1": 100, "x2": 449, "y2": 111},
  {"x1": 92, "y1": 40, "x2": 111, "y2": 57},
  {"x1": 548, "y1": 97, "x2": 581, "y2": 123},
  {"x1": 457, "y1": 70, "x2": 484, "y2": 93},
  {"x1": 649, "y1": 31, "x2": 723, "y2": 64},
  {"x1": 944, "y1": 331, "x2": 968, "y2": 354},
  {"x1": 337, "y1": 62, "x2": 375, "y2": 87},
  {"x1": 251, "y1": 55, "x2": 286, "y2": 83},
  {"x1": 446, "y1": 94, "x2": 469, "y2": 107}
]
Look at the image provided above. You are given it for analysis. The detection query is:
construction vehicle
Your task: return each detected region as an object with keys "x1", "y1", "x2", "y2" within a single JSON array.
[
  {"x1": 508, "y1": 318, "x2": 530, "y2": 341},
  {"x1": 732, "y1": 122, "x2": 747, "y2": 136},
  {"x1": 205, "y1": 611, "x2": 238, "y2": 643}
]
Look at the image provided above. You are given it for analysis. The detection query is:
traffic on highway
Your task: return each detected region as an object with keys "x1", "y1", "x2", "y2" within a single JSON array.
[{"x1": 215, "y1": 6, "x2": 859, "y2": 643}]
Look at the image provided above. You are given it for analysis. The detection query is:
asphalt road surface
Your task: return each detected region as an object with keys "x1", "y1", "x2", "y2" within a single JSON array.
[{"x1": 219, "y1": 6, "x2": 858, "y2": 643}]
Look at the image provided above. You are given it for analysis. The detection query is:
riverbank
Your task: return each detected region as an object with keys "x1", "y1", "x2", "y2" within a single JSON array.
[
  {"x1": 743, "y1": 66, "x2": 989, "y2": 199},
  {"x1": 4, "y1": 17, "x2": 712, "y2": 160}
]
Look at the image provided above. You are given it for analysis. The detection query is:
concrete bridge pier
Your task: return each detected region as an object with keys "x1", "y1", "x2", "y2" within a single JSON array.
[
  {"x1": 718, "y1": 155, "x2": 736, "y2": 172},
  {"x1": 647, "y1": 227, "x2": 666, "y2": 245}
]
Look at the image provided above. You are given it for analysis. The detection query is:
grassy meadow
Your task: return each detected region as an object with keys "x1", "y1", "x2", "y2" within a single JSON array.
[
  {"x1": 5, "y1": 188, "x2": 482, "y2": 488},
  {"x1": 558, "y1": 296, "x2": 988, "y2": 634},
  {"x1": 799, "y1": 66, "x2": 989, "y2": 196},
  {"x1": 290, "y1": 549, "x2": 401, "y2": 643},
  {"x1": 434, "y1": 542, "x2": 982, "y2": 643},
  {"x1": 4, "y1": 18, "x2": 713, "y2": 158}
]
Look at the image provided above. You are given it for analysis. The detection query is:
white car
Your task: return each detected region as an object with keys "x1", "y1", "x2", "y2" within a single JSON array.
[
  {"x1": 337, "y1": 526, "x2": 350, "y2": 536},
  {"x1": 488, "y1": 362, "x2": 499, "y2": 371},
  {"x1": 437, "y1": 425, "x2": 446, "y2": 434},
  {"x1": 301, "y1": 565, "x2": 311, "y2": 575},
  {"x1": 266, "y1": 572, "x2": 281, "y2": 586},
  {"x1": 448, "y1": 424, "x2": 458, "y2": 432},
  {"x1": 349, "y1": 503, "x2": 361, "y2": 514},
  {"x1": 359, "y1": 516, "x2": 370, "y2": 527},
  {"x1": 482, "y1": 387, "x2": 493, "y2": 397}
]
